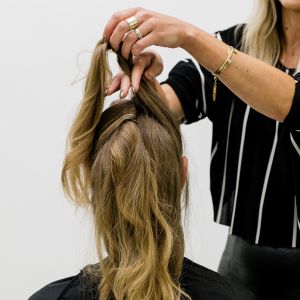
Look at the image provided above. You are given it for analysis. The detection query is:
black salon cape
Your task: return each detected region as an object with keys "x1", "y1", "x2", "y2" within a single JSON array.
[{"x1": 29, "y1": 257, "x2": 256, "y2": 300}]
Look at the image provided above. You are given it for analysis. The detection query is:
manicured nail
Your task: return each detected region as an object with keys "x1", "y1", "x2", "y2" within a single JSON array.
[
  {"x1": 119, "y1": 90, "x2": 124, "y2": 98},
  {"x1": 146, "y1": 73, "x2": 155, "y2": 81},
  {"x1": 131, "y1": 85, "x2": 136, "y2": 93},
  {"x1": 102, "y1": 33, "x2": 107, "y2": 41},
  {"x1": 105, "y1": 88, "x2": 109, "y2": 96}
]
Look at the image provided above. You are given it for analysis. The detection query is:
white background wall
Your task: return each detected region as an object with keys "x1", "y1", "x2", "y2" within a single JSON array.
[{"x1": 0, "y1": 1, "x2": 253, "y2": 299}]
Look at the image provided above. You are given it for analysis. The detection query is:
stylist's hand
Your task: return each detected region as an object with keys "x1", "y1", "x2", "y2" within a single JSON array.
[
  {"x1": 104, "y1": 7, "x2": 192, "y2": 97},
  {"x1": 106, "y1": 49, "x2": 163, "y2": 98},
  {"x1": 103, "y1": 7, "x2": 192, "y2": 59}
]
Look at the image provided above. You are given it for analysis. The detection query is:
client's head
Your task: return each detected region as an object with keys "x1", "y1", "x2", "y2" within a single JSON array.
[{"x1": 61, "y1": 38, "x2": 189, "y2": 300}]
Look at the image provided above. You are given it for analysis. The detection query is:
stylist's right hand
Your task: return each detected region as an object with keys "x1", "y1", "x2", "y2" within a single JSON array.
[
  {"x1": 104, "y1": 7, "x2": 193, "y2": 97},
  {"x1": 103, "y1": 7, "x2": 192, "y2": 59}
]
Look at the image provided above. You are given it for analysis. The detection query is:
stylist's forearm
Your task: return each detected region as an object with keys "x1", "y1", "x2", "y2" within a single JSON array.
[{"x1": 181, "y1": 24, "x2": 296, "y2": 121}]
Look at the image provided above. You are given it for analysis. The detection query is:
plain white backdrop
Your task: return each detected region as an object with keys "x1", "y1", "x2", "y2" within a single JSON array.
[{"x1": 0, "y1": 1, "x2": 253, "y2": 299}]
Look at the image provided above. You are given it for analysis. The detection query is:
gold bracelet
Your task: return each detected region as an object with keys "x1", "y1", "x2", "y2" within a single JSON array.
[{"x1": 212, "y1": 46, "x2": 237, "y2": 101}]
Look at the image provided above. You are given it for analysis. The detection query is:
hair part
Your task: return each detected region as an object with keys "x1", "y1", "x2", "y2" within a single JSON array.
[{"x1": 61, "y1": 38, "x2": 190, "y2": 300}]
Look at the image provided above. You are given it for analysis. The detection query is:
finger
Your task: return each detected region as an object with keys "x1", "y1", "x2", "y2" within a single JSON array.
[
  {"x1": 121, "y1": 22, "x2": 152, "y2": 60},
  {"x1": 110, "y1": 18, "x2": 142, "y2": 52},
  {"x1": 121, "y1": 30, "x2": 139, "y2": 59},
  {"x1": 103, "y1": 7, "x2": 142, "y2": 39},
  {"x1": 131, "y1": 53, "x2": 152, "y2": 92},
  {"x1": 131, "y1": 33, "x2": 158, "y2": 56},
  {"x1": 106, "y1": 72, "x2": 124, "y2": 95},
  {"x1": 143, "y1": 52, "x2": 163, "y2": 80},
  {"x1": 119, "y1": 74, "x2": 131, "y2": 98}
]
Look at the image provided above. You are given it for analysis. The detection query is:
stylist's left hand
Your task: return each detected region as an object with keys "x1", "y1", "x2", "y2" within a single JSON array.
[{"x1": 103, "y1": 7, "x2": 193, "y2": 59}]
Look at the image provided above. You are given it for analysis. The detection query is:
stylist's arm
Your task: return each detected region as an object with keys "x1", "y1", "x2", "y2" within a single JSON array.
[{"x1": 103, "y1": 7, "x2": 297, "y2": 122}]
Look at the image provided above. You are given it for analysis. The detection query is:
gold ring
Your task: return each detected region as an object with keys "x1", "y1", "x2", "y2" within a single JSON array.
[
  {"x1": 134, "y1": 28, "x2": 143, "y2": 40},
  {"x1": 125, "y1": 16, "x2": 139, "y2": 31}
]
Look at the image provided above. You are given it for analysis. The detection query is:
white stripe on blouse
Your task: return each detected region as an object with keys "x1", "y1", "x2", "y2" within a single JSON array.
[
  {"x1": 230, "y1": 105, "x2": 251, "y2": 234},
  {"x1": 255, "y1": 121, "x2": 279, "y2": 244}
]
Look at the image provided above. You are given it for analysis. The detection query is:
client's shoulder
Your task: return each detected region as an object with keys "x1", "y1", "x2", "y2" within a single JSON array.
[
  {"x1": 29, "y1": 260, "x2": 256, "y2": 300},
  {"x1": 28, "y1": 275, "x2": 79, "y2": 300},
  {"x1": 28, "y1": 264, "x2": 99, "y2": 300},
  {"x1": 181, "y1": 257, "x2": 256, "y2": 300}
]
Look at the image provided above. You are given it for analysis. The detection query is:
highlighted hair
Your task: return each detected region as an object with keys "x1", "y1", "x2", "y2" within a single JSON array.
[{"x1": 61, "y1": 38, "x2": 190, "y2": 300}]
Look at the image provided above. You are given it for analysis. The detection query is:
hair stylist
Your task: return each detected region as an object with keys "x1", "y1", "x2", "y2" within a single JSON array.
[{"x1": 103, "y1": 2, "x2": 300, "y2": 299}]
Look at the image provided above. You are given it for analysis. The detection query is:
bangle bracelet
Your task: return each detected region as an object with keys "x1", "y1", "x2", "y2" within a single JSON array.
[{"x1": 212, "y1": 45, "x2": 237, "y2": 101}]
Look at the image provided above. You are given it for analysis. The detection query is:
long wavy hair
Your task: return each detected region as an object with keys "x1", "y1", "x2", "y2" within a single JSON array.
[
  {"x1": 61, "y1": 38, "x2": 190, "y2": 300},
  {"x1": 239, "y1": 0, "x2": 300, "y2": 72}
]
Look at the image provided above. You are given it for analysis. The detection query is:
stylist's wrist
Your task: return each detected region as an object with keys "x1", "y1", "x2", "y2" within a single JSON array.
[
  {"x1": 180, "y1": 23, "x2": 203, "y2": 52},
  {"x1": 179, "y1": 24, "x2": 232, "y2": 74}
]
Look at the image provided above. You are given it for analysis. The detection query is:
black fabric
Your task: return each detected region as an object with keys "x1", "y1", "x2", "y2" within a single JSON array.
[
  {"x1": 28, "y1": 276, "x2": 76, "y2": 300},
  {"x1": 218, "y1": 234, "x2": 300, "y2": 300},
  {"x1": 283, "y1": 72, "x2": 300, "y2": 130},
  {"x1": 29, "y1": 257, "x2": 256, "y2": 300},
  {"x1": 161, "y1": 24, "x2": 300, "y2": 248}
]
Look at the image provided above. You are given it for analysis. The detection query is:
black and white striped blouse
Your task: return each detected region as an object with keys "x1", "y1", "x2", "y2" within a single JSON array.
[{"x1": 162, "y1": 25, "x2": 300, "y2": 248}]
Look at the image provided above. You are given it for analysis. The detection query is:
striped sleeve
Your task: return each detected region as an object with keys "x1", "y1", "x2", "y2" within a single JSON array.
[
  {"x1": 160, "y1": 58, "x2": 215, "y2": 124},
  {"x1": 284, "y1": 73, "x2": 300, "y2": 130},
  {"x1": 283, "y1": 73, "x2": 300, "y2": 156},
  {"x1": 160, "y1": 26, "x2": 242, "y2": 124}
]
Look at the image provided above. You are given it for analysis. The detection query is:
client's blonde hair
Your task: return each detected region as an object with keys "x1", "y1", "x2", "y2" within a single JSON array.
[{"x1": 61, "y1": 38, "x2": 190, "y2": 300}]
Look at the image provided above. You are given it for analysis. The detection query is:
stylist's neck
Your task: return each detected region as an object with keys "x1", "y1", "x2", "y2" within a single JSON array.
[{"x1": 281, "y1": 7, "x2": 300, "y2": 68}]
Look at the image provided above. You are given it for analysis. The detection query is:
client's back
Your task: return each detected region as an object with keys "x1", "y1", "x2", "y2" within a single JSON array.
[{"x1": 29, "y1": 38, "x2": 256, "y2": 300}]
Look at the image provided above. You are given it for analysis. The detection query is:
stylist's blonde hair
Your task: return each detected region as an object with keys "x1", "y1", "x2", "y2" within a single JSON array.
[
  {"x1": 239, "y1": 0, "x2": 300, "y2": 72},
  {"x1": 61, "y1": 38, "x2": 190, "y2": 300}
]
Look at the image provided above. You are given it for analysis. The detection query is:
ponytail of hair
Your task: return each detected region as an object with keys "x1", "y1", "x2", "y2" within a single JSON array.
[{"x1": 62, "y1": 37, "x2": 190, "y2": 300}]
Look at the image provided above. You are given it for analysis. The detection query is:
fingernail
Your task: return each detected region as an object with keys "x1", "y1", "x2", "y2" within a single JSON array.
[
  {"x1": 131, "y1": 85, "x2": 136, "y2": 93},
  {"x1": 102, "y1": 33, "x2": 107, "y2": 41},
  {"x1": 146, "y1": 73, "x2": 155, "y2": 81},
  {"x1": 119, "y1": 90, "x2": 124, "y2": 98}
]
